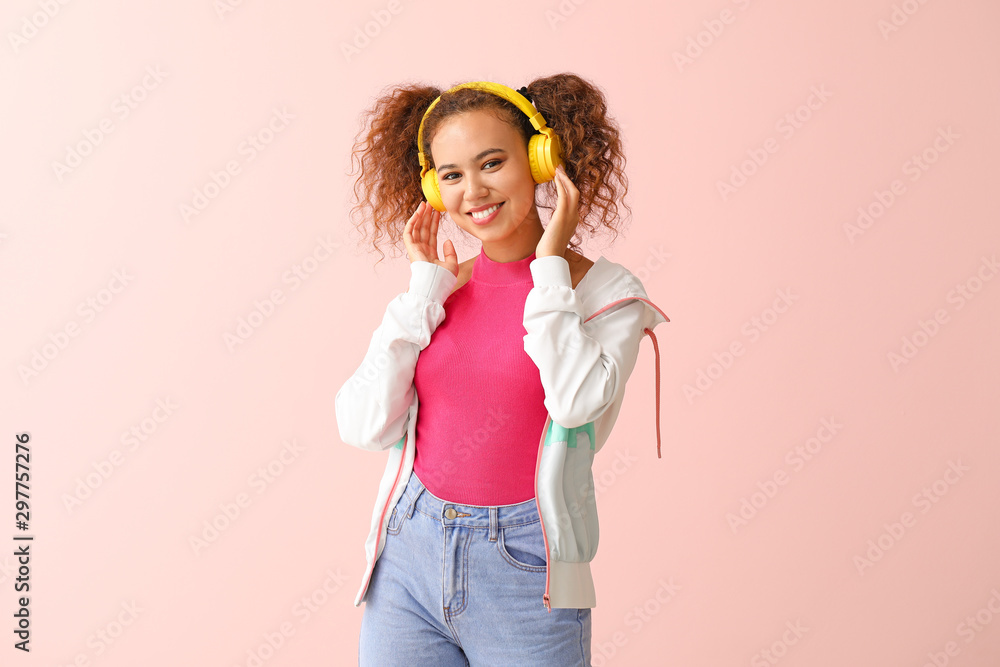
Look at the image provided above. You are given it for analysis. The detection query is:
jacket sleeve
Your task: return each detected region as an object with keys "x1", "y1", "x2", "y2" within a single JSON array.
[
  {"x1": 522, "y1": 255, "x2": 647, "y2": 432},
  {"x1": 335, "y1": 261, "x2": 457, "y2": 452}
]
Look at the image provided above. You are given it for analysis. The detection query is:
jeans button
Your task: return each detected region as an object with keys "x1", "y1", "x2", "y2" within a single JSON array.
[{"x1": 444, "y1": 507, "x2": 457, "y2": 519}]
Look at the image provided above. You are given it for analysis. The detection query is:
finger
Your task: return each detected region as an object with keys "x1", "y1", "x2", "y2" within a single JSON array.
[
  {"x1": 552, "y1": 168, "x2": 565, "y2": 209},
  {"x1": 558, "y1": 165, "x2": 577, "y2": 189},
  {"x1": 405, "y1": 202, "x2": 420, "y2": 228},
  {"x1": 406, "y1": 202, "x2": 424, "y2": 236},
  {"x1": 419, "y1": 204, "x2": 432, "y2": 248},
  {"x1": 429, "y1": 208, "x2": 439, "y2": 253},
  {"x1": 403, "y1": 212, "x2": 414, "y2": 244},
  {"x1": 442, "y1": 238, "x2": 458, "y2": 274},
  {"x1": 558, "y1": 169, "x2": 579, "y2": 204},
  {"x1": 414, "y1": 202, "x2": 426, "y2": 246},
  {"x1": 407, "y1": 203, "x2": 427, "y2": 257}
]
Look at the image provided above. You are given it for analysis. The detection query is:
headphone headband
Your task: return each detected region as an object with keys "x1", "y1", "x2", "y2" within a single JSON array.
[{"x1": 416, "y1": 82, "x2": 550, "y2": 174}]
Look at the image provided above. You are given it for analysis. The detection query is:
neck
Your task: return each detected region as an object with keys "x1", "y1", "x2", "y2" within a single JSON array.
[{"x1": 480, "y1": 206, "x2": 545, "y2": 263}]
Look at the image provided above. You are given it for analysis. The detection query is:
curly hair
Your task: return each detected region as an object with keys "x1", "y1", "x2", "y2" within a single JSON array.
[{"x1": 347, "y1": 73, "x2": 631, "y2": 266}]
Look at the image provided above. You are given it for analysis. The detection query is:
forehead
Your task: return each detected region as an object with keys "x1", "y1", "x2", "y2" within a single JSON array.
[{"x1": 430, "y1": 110, "x2": 520, "y2": 156}]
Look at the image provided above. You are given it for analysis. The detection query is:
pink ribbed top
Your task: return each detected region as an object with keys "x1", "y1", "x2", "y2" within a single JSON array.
[{"x1": 412, "y1": 246, "x2": 549, "y2": 505}]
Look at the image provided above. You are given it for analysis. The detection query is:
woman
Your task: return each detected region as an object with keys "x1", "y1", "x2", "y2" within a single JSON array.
[{"x1": 336, "y1": 73, "x2": 670, "y2": 666}]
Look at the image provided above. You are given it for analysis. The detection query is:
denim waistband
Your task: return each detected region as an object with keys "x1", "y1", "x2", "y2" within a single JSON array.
[{"x1": 401, "y1": 470, "x2": 541, "y2": 528}]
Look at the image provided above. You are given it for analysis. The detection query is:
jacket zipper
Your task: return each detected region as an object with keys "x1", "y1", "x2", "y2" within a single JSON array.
[
  {"x1": 358, "y1": 432, "x2": 408, "y2": 603},
  {"x1": 534, "y1": 414, "x2": 554, "y2": 613}
]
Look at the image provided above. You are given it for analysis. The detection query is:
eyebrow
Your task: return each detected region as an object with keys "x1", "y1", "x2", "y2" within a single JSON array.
[{"x1": 436, "y1": 148, "x2": 506, "y2": 172}]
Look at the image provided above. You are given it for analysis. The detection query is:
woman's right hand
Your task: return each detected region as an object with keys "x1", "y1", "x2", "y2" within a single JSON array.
[{"x1": 403, "y1": 201, "x2": 458, "y2": 277}]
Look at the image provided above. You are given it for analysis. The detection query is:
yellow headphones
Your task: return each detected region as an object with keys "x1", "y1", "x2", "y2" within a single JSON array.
[{"x1": 416, "y1": 81, "x2": 564, "y2": 213}]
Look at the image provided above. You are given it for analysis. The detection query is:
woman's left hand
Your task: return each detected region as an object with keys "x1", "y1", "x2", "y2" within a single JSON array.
[{"x1": 535, "y1": 164, "x2": 580, "y2": 259}]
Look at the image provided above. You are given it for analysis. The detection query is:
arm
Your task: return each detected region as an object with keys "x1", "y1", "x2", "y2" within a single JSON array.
[
  {"x1": 521, "y1": 255, "x2": 647, "y2": 434},
  {"x1": 335, "y1": 261, "x2": 457, "y2": 452}
]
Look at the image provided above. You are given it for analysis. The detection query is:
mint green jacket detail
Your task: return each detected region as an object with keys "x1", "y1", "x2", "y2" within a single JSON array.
[{"x1": 335, "y1": 254, "x2": 669, "y2": 611}]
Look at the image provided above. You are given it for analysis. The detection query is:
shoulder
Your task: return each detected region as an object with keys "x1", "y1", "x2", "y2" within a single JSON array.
[{"x1": 565, "y1": 249, "x2": 595, "y2": 290}]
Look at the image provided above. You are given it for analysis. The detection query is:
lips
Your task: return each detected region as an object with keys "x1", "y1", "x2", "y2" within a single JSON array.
[
  {"x1": 468, "y1": 202, "x2": 503, "y2": 215},
  {"x1": 468, "y1": 201, "x2": 504, "y2": 222}
]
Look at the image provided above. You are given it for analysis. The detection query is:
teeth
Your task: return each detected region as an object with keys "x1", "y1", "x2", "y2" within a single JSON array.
[{"x1": 471, "y1": 203, "x2": 501, "y2": 220}]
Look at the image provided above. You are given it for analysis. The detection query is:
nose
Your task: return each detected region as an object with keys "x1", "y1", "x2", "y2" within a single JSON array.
[{"x1": 463, "y1": 171, "x2": 488, "y2": 202}]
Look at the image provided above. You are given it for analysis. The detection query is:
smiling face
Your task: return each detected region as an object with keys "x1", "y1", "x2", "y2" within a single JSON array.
[{"x1": 429, "y1": 109, "x2": 544, "y2": 261}]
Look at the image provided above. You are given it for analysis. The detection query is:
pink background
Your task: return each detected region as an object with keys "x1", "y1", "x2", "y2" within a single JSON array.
[{"x1": 3, "y1": 0, "x2": 999, "y2": 665}]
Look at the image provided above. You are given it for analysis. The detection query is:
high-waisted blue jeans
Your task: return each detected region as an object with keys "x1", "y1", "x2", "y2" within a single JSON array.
[{"x1": 358, "y1": 469, "x2": 593, "y2": 666}]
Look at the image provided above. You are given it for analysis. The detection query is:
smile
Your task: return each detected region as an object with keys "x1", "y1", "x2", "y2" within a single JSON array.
[{"x1": 469, "y1": 202, "x2": 504, "y2": 223}]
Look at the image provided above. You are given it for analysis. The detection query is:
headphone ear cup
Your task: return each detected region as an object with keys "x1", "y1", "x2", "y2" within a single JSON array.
[
  {"x1": 421, "y1": 168, "x2": 446, "y2": 212},
  {"x1": 528, "y1": 132, "x2": 564, "y2": 183}
]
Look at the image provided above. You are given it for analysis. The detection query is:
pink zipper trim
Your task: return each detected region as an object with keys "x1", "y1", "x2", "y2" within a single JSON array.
[
  {"x1": 534, "y1": 414, "x2": 554, "y2": 613},
  {"x1": 358, "y1": 433, "x2": 408, "y2": 603}
]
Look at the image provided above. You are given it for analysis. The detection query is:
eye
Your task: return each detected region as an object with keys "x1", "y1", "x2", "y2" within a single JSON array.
[{"x1": 440, "y1": 159, "x2": 503, "y2": 181}]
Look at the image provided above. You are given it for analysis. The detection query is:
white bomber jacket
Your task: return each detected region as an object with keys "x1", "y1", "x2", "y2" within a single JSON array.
[{"x1": 335, "y1": 252, "x2": 670, "y2": 611}]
